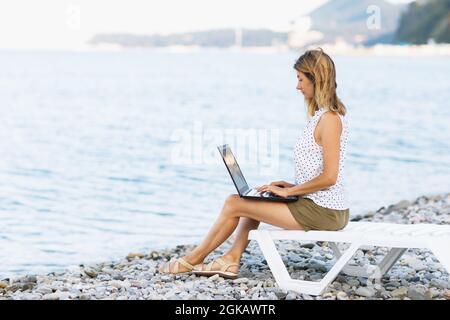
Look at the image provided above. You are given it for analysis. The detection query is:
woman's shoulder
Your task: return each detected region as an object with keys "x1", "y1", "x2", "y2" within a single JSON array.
[
  {"x1": 320, "y1": 110, "x2": 342, "y2": 122},
  {"x1": 317, "y1": 110, "x2": 344, "y2": 133}
]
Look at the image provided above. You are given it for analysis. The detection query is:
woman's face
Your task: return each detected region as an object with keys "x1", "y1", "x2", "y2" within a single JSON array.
[{"x1": 296, "y1": 71, "x2": 314, "y2": 99}]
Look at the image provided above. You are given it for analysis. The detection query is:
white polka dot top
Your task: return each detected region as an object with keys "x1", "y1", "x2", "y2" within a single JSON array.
[{"x1": 293, "y1": 107, "x2": 349, "y2": 210}]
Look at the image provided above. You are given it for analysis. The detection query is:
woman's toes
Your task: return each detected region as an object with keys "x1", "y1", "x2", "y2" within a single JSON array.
[{"x1": 159, "y1": 261, "x2": 170, "y2": 273}]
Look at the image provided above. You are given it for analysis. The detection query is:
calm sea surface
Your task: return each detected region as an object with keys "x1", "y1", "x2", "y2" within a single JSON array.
[{"x1": 1, "y1": 50, "x2": 449, "y2": 278}]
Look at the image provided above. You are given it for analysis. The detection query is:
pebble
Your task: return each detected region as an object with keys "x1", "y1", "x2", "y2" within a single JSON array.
[
  {"x1": 410, "y1": 261, "x2": 427, "y2": 271},
  {"x1": 274, "y1": 290, "x2": 287, "y2": 300},
  {"x1": 160, "y1": 276, "x2": 172, "y2": 282},
  {"x1": 113, "y1": 274, "x2": 126, "y2": 281},
  {"x1": 391, "y1": 287, "x2": 408, "y2": 298},
  {"x1": 300, "y1": 243, "x2": 315, "y2": 249},
  {"x1": 428, "y1": 288, "x2": 440, "y2": 298},
  {"x1": 429, "y1": 279, "x2": 449, "y2": 289},
  {"x1": 443, "y1": 290, "x2": 450, "y2": 300},
  {"x1": 408, "y1": 276, "x2": 421, "y2": 283},
  {"x1": 336, "y1": 291, "x2": 348, "y2": 300},
  {"x1": 21, "y1": 275, "x2": 37, "y2": 283},
  {"x1": 309, "y1": 273, "x2": 323, "y2": 281},
  {"x1": 208, "y1": 274, "x2": 220, "y2": 281},
  {"x1": 393, "y1": 200, "x2": 411, "y2": 210},
  {"x1": 347, "y1": 279, "x2": 360, "y2": 287},
  {"x1": 109, "y1": 280, "x2": 124, "y2": 289},
  {"x1": 43, "y1": 291, "x2": 71, "y2": 300},
  {"x1": 286, "y1": 292, "x2": 298, "y2": 300},
  {"x1": 126, "y1": 253, "x2": 145, "y2": 261},
  {"x1": 83, "y1": 267, "x2": 98, "y2": 278},
  {"x1": 355, "y1": 287, "x2": 375, "y2": 298},
  {"x1": 307, "y1": 259, "x2": 327, "y2": 272},
  {"x1": 35, "y1": 284, "x2": 53, "y2": 295},
  {"x1": 232, "y1": 277, "x2": 249, "y2": 284},
  {"x1": 342, "y1": 283, "x2": 351, "y2": 291},
  {"x1": 407, "y1": 286, "x2": 432, "y2": 300}
]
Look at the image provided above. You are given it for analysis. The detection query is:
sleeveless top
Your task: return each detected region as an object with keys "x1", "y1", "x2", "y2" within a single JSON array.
[{"x1": 293, "y1": 107, "x2": 349, "y2": 210}]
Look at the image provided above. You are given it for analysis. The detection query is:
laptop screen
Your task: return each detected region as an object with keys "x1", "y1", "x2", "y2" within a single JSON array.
[{"x1": 218, "y1": 145, "x2": 250, "y2": 195}]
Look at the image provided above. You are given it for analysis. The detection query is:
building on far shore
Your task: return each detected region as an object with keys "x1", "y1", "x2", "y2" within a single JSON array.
[{"x1": 287, "y1": 16, "x2": 323, "y2": 49}]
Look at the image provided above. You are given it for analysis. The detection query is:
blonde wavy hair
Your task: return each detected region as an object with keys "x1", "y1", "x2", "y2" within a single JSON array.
[{"x1": 293, "y1": 48, "x2": 347, "y2": 118}]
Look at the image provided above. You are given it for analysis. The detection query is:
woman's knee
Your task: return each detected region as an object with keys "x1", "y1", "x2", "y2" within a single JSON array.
[{"x1": 222, "y1": 194, "x2": 241, "y2": 216}]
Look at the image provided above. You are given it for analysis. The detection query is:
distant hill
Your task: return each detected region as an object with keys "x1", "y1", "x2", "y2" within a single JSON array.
[
  {"x1": 309, "y1": 0, "x2": 406, "y2": 45},
  {"x1": 90, "y1": 0, "x2": 437, "y2": 49},
  {"x1": 395, "y1": 0, "x2": 450, "y2": 44},
  {"x1": 89, "y1": 29, "x2": 288, "y2": 48}
]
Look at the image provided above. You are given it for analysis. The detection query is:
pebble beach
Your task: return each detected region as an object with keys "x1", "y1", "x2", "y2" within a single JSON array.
[{"x1": 1, "y1": 193, "x2": 449, "y2": 300}]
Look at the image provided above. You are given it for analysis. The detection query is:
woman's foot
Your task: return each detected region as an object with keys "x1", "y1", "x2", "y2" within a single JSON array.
[
  {"x1": 158, "y1": 256, "x2": 202, "y2": 275},
  {"x1": 192, "y1": 255, "x2": 240, "y2": 279}
]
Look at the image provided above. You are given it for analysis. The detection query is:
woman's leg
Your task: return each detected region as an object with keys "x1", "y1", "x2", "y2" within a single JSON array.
[
  {"x1": 207, "y1": 217, "x2": 260, "y2": 275},
  {"x1": 159, "y1": 194, "x2": 241, "y2": 273},
  {"x1": 196, "y1": 196, "x2": 303, "y2": 273},
  {"x1": 160, "y1": 194, "x2": 302, "y2": 273},
  {"x1": 223, "y1": 217, "x2": 260, "y2": 261}
]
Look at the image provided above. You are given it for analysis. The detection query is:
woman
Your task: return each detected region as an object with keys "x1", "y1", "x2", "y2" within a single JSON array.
[{"x1": 159, "y1": 48, "x2": 350, "y2": 279}]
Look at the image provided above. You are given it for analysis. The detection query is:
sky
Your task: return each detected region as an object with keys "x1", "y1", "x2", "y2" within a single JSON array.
[{"x1": 0, "y1": 0, "x2": 414, "y2": 50}]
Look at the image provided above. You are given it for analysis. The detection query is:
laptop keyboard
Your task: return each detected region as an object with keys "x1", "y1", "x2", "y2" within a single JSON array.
[{"x1": 246, "y1": 189, "x2": 274, "y2": 197}]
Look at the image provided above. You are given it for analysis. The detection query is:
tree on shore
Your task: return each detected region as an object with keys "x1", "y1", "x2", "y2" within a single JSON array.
[{"x1": 395, "y1": 0, "x2": 450, "y2": 44}]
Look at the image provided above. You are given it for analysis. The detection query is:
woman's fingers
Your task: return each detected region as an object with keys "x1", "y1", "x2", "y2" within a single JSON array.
[{"x1": 257, "y1": 185, "x2": 268, "y2": 192}]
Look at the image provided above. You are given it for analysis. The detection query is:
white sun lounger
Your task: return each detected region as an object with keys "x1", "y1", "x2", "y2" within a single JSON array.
[{"x1": 248, "y1": 222, "x2": 450, "y2": 296}]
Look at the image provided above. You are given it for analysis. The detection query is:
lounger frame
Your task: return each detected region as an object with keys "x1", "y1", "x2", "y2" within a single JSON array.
[{"x1": 248, "y1": 222, "x2": 450, "y2": 296}]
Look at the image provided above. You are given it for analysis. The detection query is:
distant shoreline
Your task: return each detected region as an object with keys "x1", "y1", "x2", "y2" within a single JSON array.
[{"x1": 2, "y1": 43, "x2": 450, "y2": 57}]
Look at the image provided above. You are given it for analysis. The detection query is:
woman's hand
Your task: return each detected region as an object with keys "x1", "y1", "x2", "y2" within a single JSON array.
[
  {"x1": 269, "y1": 181, "x2": 295, "y2": 188},
  {"x1": 256, "y1": 184, "x2": 291, "y2": 198}
]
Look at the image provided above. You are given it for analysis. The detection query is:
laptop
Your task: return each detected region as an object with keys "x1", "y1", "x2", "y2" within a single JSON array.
[{"x1": 217, "y1": 144, "x2": 299, "y2": 203}]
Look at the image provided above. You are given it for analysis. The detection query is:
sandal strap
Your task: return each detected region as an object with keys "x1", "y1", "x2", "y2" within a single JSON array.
[
  {"x1": 193, "y1": 264, "x2": 203, "y2": 272},
  {"x1": 163, "y1": 260, "x2": 170, "y2": 273},
  {"x1": 177, "y1": 257, "x2": 195, "y2": 271},
  {"x1": 214, "y1": 257, "x2": 240, "y2": 272},
  {"x1": 161, "y1": 257, "x2": 194, "y2": 274},
  {"x1": 205, "y1": 260, "x2": 216, "y2": 272},
  {"x1": 173, "y1": 258, "x2": 179, "y2": 273}
]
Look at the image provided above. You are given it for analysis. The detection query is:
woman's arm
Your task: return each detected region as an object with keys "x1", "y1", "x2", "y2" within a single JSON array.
[
  {"x1": 286, "y1": 112, "x2": 342, "y2": 196},
  {"x1": 269, "y1": 181, "x2": 295, "y2": 188}
]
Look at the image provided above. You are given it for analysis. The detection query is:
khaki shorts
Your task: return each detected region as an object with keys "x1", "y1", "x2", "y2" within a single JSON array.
[{"x1": 287, "y1": 197, "x2": 349, "y2": 231}]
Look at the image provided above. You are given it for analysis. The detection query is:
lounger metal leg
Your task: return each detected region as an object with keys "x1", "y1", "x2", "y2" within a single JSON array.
[
  {"x1": 251, "y1": 230, "x2": 291, "y2": 286},
  {"x1": 329, "y1": 242, "x2": 406, "y2": 278},
  {"x1": 252, "y1": 230, "x2": 361, "y2": 296},
  {"x1": 378, "y1": 248, "x2": 407, "y2": 276}
]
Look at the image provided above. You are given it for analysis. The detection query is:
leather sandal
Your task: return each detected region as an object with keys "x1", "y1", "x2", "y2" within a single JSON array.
[
  {"x1": 192, "y1": 257, "x2": 239, "y2": 279},
  {"x1": 159, "y1": 257, "x2": 198, "y2": 275}
]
